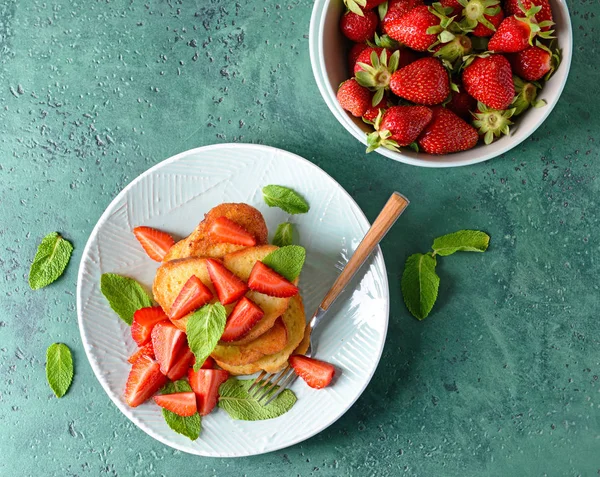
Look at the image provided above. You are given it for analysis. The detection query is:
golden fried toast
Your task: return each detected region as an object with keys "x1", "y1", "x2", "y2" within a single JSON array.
[
  {"x1": 164, "y1": 203, "x2": 268, "y2": 261},
  {"x1": 222, "y1": 244, "x2": 297, "y2": 345},
  {"x1": 152, "y1": 252, "x2": 290, "y2": 336},
  {"x1": 215, "y1": 295, "x2": 307, "y2": 375},
  {"x1": 210, "y1": 317, "x2": 288, "y2": 366}
]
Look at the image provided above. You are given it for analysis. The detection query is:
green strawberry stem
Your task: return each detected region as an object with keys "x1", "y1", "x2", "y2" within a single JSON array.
[
  {"x1": 344, "y1": 0, "x2": 367, "y2": 16},
  {"x1": 458, "y1": 0, "x2": 501, "y2": 32},
  {"x1": 355, "y1": 49, "x2": 401, "y2": 106},
  {"x1": 472, "y1": 102, "x2": 516, "y2": 144},
  {"x1": 511, "y1": 76, "x2": 546, "y2": 115}
]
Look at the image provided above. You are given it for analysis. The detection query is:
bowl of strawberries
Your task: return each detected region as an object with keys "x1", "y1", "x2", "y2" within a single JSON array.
[{"x1": 309, "y1": 0, "x2": 572, "y2": 167}]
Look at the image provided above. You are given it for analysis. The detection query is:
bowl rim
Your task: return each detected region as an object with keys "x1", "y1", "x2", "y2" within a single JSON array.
[{"x1": 309, "y1": 0, "x2": 573, "y2": 168}]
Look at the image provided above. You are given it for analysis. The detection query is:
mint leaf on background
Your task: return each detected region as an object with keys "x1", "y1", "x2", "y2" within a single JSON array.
[
  {"x1": 272, "y1": 222, "x2": 295, "y2": 247},
  {"x1": 160, "y1": 380, "x2": 201, "y2": 440},
  {"x1": 218, "y1": 378, "x2": 296, "y2": 420},
  {"x1": 187, "y1": 303, "x2": 227, "y2": 371},
  {"x1": 100, "y1": 273, "x2": 153, "y2": 325},
  {"x1": 401, "y1": 253, "x2": 440, "y2": 321},
  {"x1": 432, "y1": 230, "x2": 490, "y2": 256},
  {"x1": 262, "y1": 185, "x2": 310, "y2": 215},
  {"x1": 29, "y1": 232, "x2": 73, "y2": 290},
  {"x1": 262, "y1": 245, "x2": 306, "y2": 281},
  {"x1": 46, "y1": 343, "x2": 74, "y2": 398}
]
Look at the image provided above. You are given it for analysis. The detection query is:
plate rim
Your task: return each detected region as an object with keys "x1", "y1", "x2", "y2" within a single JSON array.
[{"x1": 76, "y1": 143, "x2": 390, "y2": 457}]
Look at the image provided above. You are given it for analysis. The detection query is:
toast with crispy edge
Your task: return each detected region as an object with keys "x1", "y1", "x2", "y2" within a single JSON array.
[
  {"x1": 211, "y1": 317, "x2": 288, "y2": 366},
  {"x1": 215, "y1": 294, "x2": 307, "y2": 375},
  {"x1": 164, "y1": 203, "x2": 269, "y2": 261},
  {"x1": 152, "y1": 254, "x2": 290, "y2": 336}
]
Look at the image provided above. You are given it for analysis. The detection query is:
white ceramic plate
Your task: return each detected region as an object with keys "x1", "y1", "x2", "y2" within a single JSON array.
[{"x1": 77, "y1": 144, "x2": 389, "y2": 457}]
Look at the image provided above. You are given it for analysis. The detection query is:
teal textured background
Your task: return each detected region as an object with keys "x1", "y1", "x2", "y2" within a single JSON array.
[{"x1": 1, "y1": 0, "x2": 598, "y2": 475}]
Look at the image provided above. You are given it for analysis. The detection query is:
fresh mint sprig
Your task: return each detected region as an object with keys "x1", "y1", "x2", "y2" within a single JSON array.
[
  {"x1": 29, "y1": 232, "x2": 73, "y2": 290},
  {"x1": 262, "y1": 185, "x2": 309, "y2": 215},
  {"x1": 401, "y1": 230, "x2": 490, "y2": 320}
]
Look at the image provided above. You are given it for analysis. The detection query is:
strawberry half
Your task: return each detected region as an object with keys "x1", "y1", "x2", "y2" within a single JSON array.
[
  {"x1": 208, "y1": 216, "x2": 257, "y2": 247},
  {"x1": 133, "y1": 226, "x2": 175, "y2": 262},
  {"x1": 188, "y1": 369, "x2": 230, "y2": 416},
  {"x1": 205, "y1": 259, "x2": 248, "y2": 305},
  {"x1": 131, "y1": 306, "x2": 168, "y2": 346},
  {"x1": 247, "y1": 261, "x2": 299, "y2": 298},
  {"x1": 151, "y1": 322, "x2": 187, "y2": 375},
  {"x1": 289, "y1": 355, "x2": 336, "y2": 389},
  {"x1": 169, "y1": 275, "x2": 213, "y2": 321},
  {"x1": 154, "y1": 392, "x2": 197, "y2": 417},
  {"x1": 220, "y1": 297, "x2": 265, "y2": 342},
  {"x1": 128, "y1": 342, "x2": 155, "y2": 365},
  {"x1": 166, "y1": 346, "x2": 195, "y2": 381},
  {"x1": 124, "y1": 355, "x2": 167, "y2": 407}
]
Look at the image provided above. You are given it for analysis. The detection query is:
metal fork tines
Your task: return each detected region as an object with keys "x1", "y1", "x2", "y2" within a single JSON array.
[{"x1": 248, "y1": 366, "x2": 297, "y2": 406}]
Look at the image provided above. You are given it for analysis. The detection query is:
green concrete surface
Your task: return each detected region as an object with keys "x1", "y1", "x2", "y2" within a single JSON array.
[{"x1": 1, "y1": 0, "x2": 598, "y2": 475}]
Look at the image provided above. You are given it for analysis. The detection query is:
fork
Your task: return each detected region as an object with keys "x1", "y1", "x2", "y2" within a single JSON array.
[{"x1": 249, "y1": 192, "x2": 410, "y2": 405}]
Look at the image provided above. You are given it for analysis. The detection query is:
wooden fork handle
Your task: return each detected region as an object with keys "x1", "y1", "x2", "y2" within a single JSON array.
[{"x1": 319, "y1": 192, "x2": 409, "y2": 311}]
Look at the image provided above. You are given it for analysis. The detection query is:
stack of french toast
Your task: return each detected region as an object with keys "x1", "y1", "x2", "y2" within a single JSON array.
[{"x1": 152, "y1": 203, "x2": 310, "y2": 375}]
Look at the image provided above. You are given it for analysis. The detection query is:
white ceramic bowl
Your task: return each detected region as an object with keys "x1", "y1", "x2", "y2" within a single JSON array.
[{"x1": 309, "y1": 0, "x2": 573, "y2": 168}]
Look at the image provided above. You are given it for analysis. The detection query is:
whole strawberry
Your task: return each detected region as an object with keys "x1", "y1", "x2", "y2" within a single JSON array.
[
  {"x1": 488, "y1": 6, "x2": 554, "y2": 53},
  {"x1": 446, "y1": 87, "x2": 477, "y2": 119},
  {"x1": 366, "y1": 106, "x2": 433, "y2": 151},
  {"x1": 353, "y1": 47, "x2": 385, "y2": 74},
  {"x1": 505, "y1": 0, "x2": 553, "y2": 31},
  {"x1": 341, "y1": 10, "x2": 379, "y2": 42},
  {"x1": 363, "y1": 96, "x2": 390, "y2": 123},
  {"x1": 390, "y1": 57, "x2": 450, "y2": 105},
  {"x1": 462, "y1": 54, "x2": 515, "y2": 110},
  {"x1": 509, "y1": 44, "x2": 559, "y2": 81},
  {"x1": 337, "y1": 79, "x2": 372, "y2": 117},
  {"x1": 349, "y1": 43, "x2": 369, "y2": 72},
  {"x1": 417, "y1": 107, "x2": 479, "y2": 154},
  {"x1": 385, "y1": 5, "x2": 440, "y2": 52}
]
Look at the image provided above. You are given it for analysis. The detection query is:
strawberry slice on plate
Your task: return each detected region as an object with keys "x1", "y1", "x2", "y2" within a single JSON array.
[
  {"x1": 289, "y1": 355, "x2": 336, "y2": 389},
  {"x1": 188, "y1": 369, "x2": 230, "y2": 416},
  {"x1": 248, "y1": 261, "x2": 299, "y2": 298},
  {"x1": 124, "y1": 355, "x2": 167, "y2": 407},
  {"x1": 133, "y1": 226, "x2": 175, "y2": 262},
  {"x1": 197, "y1": 356, "x2": 215, "y2": 369},
  {"x1": 208, "y1": 216, "x2": 257, "y2": 246},
  {"x1": 169, "y1": 275, "x2": 213, "y2": 320},
  {"x1": 154, "y1": 392, "x2": 197, "y2": 417},
  {"x1": 220, "y1": 296, "x2": 264, "y2": 342},
  {"x1": 151, "y1": 322, "x2": 187, "y2": 375},
  {"x1": 131, "y1": 306, "x2": 168, "y2": 346},
  {"x1": 128, "y1": 341, "x2": 155, "y2": 365},
  {"x1": 166, "y1": 346, "x2": 195, "y2": 381},
  {"x1": 205, "y1": 259, "x2": 248, "y2": 305}
]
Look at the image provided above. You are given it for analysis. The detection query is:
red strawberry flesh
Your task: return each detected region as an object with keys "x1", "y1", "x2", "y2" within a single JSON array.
[
  {"x1": 169, "y1": 275, "x2": 213, "y2": 321},
  {"x1": 289, "y1": 355, "x2": 336, "y2": 389},
  {"x1": 124, "y1": 355, "x2": 167, "y2": 407},
  {"x1": 154, "y1": 392, "x2": 197, "y2": 417},
  {"x1": 188, "y1": 369, "x2": 230, "y2": 416},
  {"x1": 247, "y1": 261, "x2": 299, "y2": 298},
  {"x1": 131, "y1": 306, "x2": 169, "y2": 346},
  {"x1": 205, "y1": 258, "x2": 249, "y2": 305},
  {"x1": 208, "y1": 216, "x2": 256, "y2": 246},
  {"x1": 133, "y1": 226, "x2": 175, "y2": 262},
  {"x1": 220, "y1": 296, "x2": 265, "y2": 342},
  {"x1": 151, "y1": 321, "x2": 187, "y2": 375}
]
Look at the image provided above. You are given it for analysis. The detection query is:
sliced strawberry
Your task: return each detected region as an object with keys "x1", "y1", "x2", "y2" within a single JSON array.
[
  {"x1": 289, "y1": 355, "x2": 335, "y2": 389},
  {"x1": 220, "y1": 297, "x2": 265, "y2": 342},
  {"x1": 153, "y1": 392, "x2": 197, "y2": 417},
  {"x1": 131, "y1": 306, "x2": 168, "y2": 346},
  {"x1": 205, "y1": 259, "x2": 248, "y2": 305},
  {"x1": 188, "y1": 369, "x2": 230, "y2": 416},
  {"x1": 208, "y1": 216, "x2": 257, "y2": 247},
  {"x1": 124, "y1": 355, "x2": 167, "y2": 407},
  {"x1": 247, "y1": 261, "x2": 299, "y2": 298},
  {"x1": 166, "y1": 346, "x2": 195, "y2": 381},
  {"x1": 169, "y1": 275, "x2": 213, "y2": 321},
  {"x1": 133, "y1": 226, "x2": 175, "y2": 262},
  {"x1": 198, "y1": 356, "x2": 215, "y2": 369},
  {"x1": 151, "y1": 322, "x2": 187, "y2": 375},
  {"x1": 128, "y1": 342, "x2": 155, "y2": 365}
]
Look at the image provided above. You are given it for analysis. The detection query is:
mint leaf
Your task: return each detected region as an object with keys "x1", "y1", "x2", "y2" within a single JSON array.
[
  {"x1": 262, "y1": 245, "x2": 306, "y2": 281},
  {"x1": 29, "y1": 232, "x2": 73, "y2": 290},
  {"x1": 432, "y1": 230, "x2": 490, "y2": 256},
  {"x1": 272, "y1": 222, "x2": 295, "y2": 247},
  {"x1": 187, "y1": 303, "x2": 227, "y2": 371},
  {"x1": 262, "y1": 185, "x2": 310, "y2": 215},
  {"x1": 100, "y1": 273, "x2": 152, "y2": 325},
  {"x1": 401, "y1": 253, "x2": 439, "y2": 321},
  {"x1": 218, "y1": 378, "x2": 296, "y2": 420},
  {"x1": 46, "y1": 343, "x2": 73, "y2": 398},
  {"x1": 161, "y1": 380, "x2": 201, "y2": 440}
]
